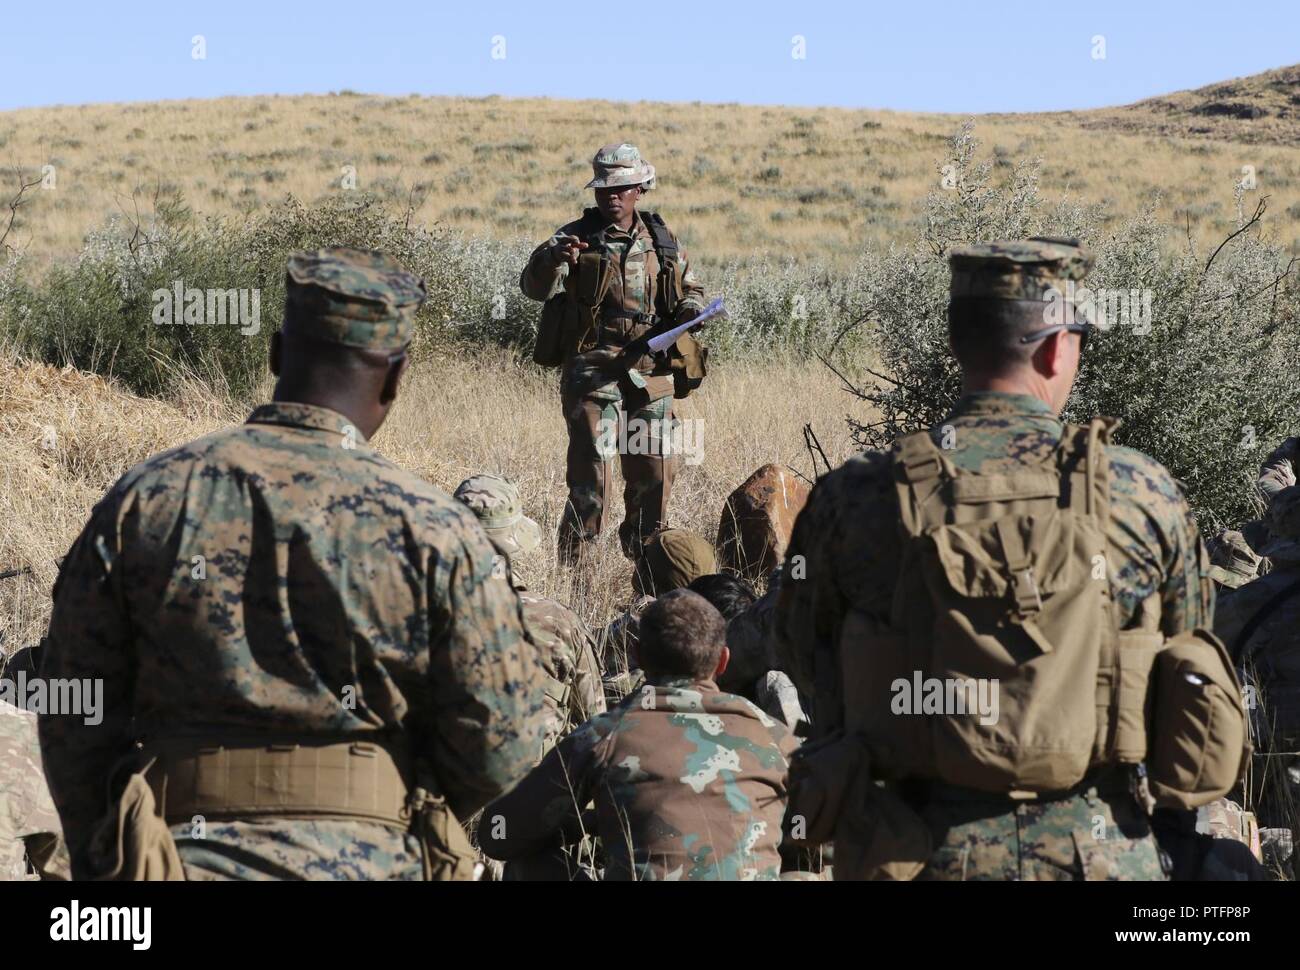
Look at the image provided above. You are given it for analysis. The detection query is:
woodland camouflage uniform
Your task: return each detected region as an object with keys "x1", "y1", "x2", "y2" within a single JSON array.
[
  {"x1": 776, "y1": 239, "x2": 1215, "y2": 881},
  {"x1": 39, "y1": 249, "x2": 547, "y2": 880},
  {"x1": 453, "y1": 474, "x2": 605, "y2": 752},
  {"x1": 521, "y1": 143, "x2": 707, "y2": 561}
]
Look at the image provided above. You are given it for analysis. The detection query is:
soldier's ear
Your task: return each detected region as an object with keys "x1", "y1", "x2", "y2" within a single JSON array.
[
  {"x1": 713, "y1": 644, "x2": 730, "y2": 679},
  {"x1": 380, "y1": 353, "x2": 409, "y2": 405}
]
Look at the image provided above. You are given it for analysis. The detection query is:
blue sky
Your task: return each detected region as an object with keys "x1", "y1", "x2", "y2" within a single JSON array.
[{"x1": 3, "y1": 0, "x2": 1296, "y2": 113}]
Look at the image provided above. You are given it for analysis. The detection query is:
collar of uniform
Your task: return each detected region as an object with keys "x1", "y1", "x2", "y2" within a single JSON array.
[
  {"x1": 949, "y1": 391, "x2": 1060, "y2": 423},
  {"x1": 245, "y1": 402, "x2": 369, "y2": 444},
  {"x1": 600, "y1": 209, "x2": 647, "y2": 240}
]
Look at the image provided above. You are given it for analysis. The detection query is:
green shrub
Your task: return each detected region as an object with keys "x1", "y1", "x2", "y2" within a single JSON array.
[{"x1": 836, "y1": 122, "x2": 1300, "y2": 530}]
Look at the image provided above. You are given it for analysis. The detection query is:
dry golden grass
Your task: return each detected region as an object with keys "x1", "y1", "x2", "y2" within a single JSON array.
[
  {"x1": 4, "y1": 79, "x2": 1299, "y2": 274},
  {"x1": 0, "y1": 345, "x2": 864, "y2": 652}
]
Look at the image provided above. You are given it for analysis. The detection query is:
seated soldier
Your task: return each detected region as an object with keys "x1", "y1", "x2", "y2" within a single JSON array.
[
  {"x1": 599, "y1": 527, "x2": 718, "y2": 701},
  {"x1": 453, "y1": 474, "x2": 605, "y2": 754},
  {"x1": 480, "y1": 589, "x2": 797, "y2": 881}
]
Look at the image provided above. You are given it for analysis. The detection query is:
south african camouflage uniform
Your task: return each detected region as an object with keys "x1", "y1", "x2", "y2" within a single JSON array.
[{"x1": 480, "y1": 679, "x2": 796, "y2": 880}]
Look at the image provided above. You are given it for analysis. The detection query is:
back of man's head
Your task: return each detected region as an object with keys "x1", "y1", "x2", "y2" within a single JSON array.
[
  {"x1": 638, "y1": 589, "x2": 727, "y2": 682},
  {"x1": 272, "y1": 248, "x2": 426, "y2": 439},
  {"x1": 946, "y1": 238, "x2": 1092, "y2": 383},
  {"x1": 686, "y1": 573, "x2": 757, "y2": 622}
]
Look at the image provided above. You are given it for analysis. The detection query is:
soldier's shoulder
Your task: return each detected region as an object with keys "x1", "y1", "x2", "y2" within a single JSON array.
[
  {"x1": 1104, "y1": 443, "x2": 1192, "y2": 514},
  {"x1": 807, "y1": 450, "x2": 895, "y2": 515}
]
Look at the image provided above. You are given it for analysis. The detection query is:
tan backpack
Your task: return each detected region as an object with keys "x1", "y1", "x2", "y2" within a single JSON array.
[{"x1": 839, "y1": 417, "x2": 1246, "y2": 796}]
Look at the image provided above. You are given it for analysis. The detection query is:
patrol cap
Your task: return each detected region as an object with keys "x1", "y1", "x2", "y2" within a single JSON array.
[
  {"x1": 283, "y1": 247, "x2": 426, "y2": 351},
  {"x1": 453, "y1": 474, "x2": 541, "y2": 559},
  {"x1": 949, "y1": 237, "x2": 1093, "y2": 304},
  {"x1": 1206, "y1": 528, "x2": 1261, "y2": 589},
  {"x1": 633, "y1": 528, "x2": 718, "y2": 596},
  {"x1": 585, "y1": 143, "x2": 656, "y2": 191}
]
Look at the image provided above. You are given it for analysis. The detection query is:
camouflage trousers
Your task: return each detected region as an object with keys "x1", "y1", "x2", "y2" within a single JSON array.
[
  {"x1": 558, "y1": 391, "x2": 678, "y2": 562},
  {"x1": 171, "y1": 819, "x2": 426, "y2": 880},
  {"x1": 915, "y1": 780, "x2": 1168, "y2": 881}
]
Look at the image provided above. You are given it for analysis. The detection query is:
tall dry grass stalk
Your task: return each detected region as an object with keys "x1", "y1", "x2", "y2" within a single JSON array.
[{"x1": 0, "y1": 345, "x2": 865, "y2": 653}]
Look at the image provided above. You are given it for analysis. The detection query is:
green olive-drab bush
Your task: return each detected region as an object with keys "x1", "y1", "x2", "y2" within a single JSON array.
[
  {"x1": 2, "y1": 123, "x2": 1296, "y2": 529},
  {"x1": 843, "y1": 123, "x2": 1300, "y2": 532}
]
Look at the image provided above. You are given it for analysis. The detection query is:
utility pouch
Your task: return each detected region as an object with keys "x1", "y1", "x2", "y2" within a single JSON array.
[
  {"x1": 1148, "y1": 629, "x2": 1251, "y2": 810},
  {"x1": 533, "y1": 293, "x2": 566, "y2": 368},
  {"x1": 785, "y1": 731, "x2": 866, "y2": 846},
  {"x1": 88, "y1": 759, "x2": 186, "y2": 882},
  {"x1": 408, "y1": 787, "x2": 478, "y2": 882}
]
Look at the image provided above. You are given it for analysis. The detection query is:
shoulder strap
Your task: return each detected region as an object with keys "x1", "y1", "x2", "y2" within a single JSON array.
[
  {"x1": 640, "y1": 210, "x2": 678, "y2": 264},
  {"x1": 892, "y1": 430, "x2": 947, "y2": 536},
  {"x1": 1231, "y1": 575, "x2": 1300, "y2": 665}
]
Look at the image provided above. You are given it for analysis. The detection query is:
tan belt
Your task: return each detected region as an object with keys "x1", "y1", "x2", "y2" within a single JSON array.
[{"x1": 142, "y1": 737, "x2": 414, "y2": 827}]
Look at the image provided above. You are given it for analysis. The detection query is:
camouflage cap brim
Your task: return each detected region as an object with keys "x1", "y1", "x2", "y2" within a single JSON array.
[
  {"x1": 1207, "y1": 565, "x2": 1253, "y2": 589},
  {"x1": 484, "y1": 514, "x2": 541, "y2": 559},
  {"x1": 585, "y1": 162, "x2": 656, "y2": 190}
]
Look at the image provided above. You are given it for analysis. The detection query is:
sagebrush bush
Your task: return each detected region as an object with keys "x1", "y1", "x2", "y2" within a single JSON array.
[
  {"x1": 838, "y1": 123, "x2": 1300, "y2": 531},
  {"x1": 0, "y1": 192, "x2": 864, "y2": 398}
]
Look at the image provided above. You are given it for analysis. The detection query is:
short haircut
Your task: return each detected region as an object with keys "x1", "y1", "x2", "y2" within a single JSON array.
[
  {"x1": 637, "y1": 589, "x2": 727, "y2": 681},
  {"x1": 686, "y1": 573, "x2": 757, "y2": 622},
  {"x1": 947, "y1": 298, "x2": 1047, "y2": 375}
]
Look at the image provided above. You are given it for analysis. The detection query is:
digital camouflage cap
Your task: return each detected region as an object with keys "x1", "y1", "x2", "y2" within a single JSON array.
[
  {"x1": 949, "y1": 237, "x2": 1093, "y2": 305},
  {"x1": 283, "y1": 247, "x2": 426, "y2": 351},
  {"x1": 585, "y1": 143, "x2": 656, "y2": 191},
  {"x1": 454, "y1": 474, "x2": 541, "y2": 560},
  {"x1": 1206, "y1": 528, "x2": 1262, "y2": 589}
]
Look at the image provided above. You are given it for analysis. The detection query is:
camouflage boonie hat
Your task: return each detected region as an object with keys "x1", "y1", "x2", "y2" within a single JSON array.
[
  {"x1": 1262, "y1": 485, "x2": 1300, "y2": 561},
  {"x1": 454, "y1": 474, "x2": 541, "y2": 559},
  {"x1": 283, "y1": 247, "x2": 426, "y2": 351},
  {"x1": 949, "y1": 237, "x2": 1093, "y2": 308},
  {"x1": 585, "y1": 143, "x2": 656, "y2": 191},
  {"x1": 633, "y1": 528, "x2": 717, "y2": 596},
  {"x1": 1206, "y1": 529, "x2": 1262, "y2": 589}
]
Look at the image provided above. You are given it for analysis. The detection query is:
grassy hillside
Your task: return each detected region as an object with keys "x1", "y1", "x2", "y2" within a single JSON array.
[{"x1": 3, "y1": 69, "x2": 1300, "y2": 272}]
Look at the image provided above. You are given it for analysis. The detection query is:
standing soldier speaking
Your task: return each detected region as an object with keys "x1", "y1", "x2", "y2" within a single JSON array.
[
  {"x1": 39, "y1": 248, "x2": 547, "y2": 881},
  {"x1": 776, "y1": 239, "x2": 1246, "y2": 881},
  {"x1": 522, "y1": 142, "x2": 709, "y2": 565}
]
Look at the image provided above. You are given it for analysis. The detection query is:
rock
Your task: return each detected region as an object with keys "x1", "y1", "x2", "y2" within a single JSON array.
[{"x1": 717, "y1": 464, "x2": 810, "y2": 579}]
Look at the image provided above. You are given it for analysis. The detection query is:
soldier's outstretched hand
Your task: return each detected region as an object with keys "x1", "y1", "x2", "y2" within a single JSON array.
[{"x1": 550, "y1": 234, "x2": 588, "y2": 266}]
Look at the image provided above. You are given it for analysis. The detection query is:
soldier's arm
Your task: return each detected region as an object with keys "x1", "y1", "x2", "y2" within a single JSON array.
[
  {"x1": 773, "y1": 481, "x2": 839, "y2": 700},
  {"x1": 1258, "y1": 436, "x2": 1299, "y2": 505},
  {"x1": 38, "y1": 494, "x2": 136, "y2": 876},
  {"x1": 426, "y1": 520, "x2": 548, "y2": 820},
  {"x1": 477, "y1": 720, "x2": 608, "y2": 860},
  {"x1": 673, "y1": 238, "x2": 707, "y2": 319},
  {"x1": 519, "y1": 222, "x2": 580, "y2": 302},
  {"x1": 570, "y1": 628, "x2": 607, "y2": 722}
]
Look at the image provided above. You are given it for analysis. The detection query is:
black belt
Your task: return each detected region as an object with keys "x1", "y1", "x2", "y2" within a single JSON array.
[{"x1": 914, "y1": 765, "x2": 1135, "y2": 805}]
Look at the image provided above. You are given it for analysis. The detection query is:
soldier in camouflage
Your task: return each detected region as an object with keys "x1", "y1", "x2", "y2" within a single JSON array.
[
  {"x1": 1, "y1": 689, "x2": 70, "y2": 880},
  {"x1": 39, "y1": 248, "x2": 547, "y2": 881},
  {"x1": 1216, "y1": 484, "x2": 1300, "y2": 839},
  {"x1": 453, "y1": 473, "x2": 606, "y2": 751},
  {"x1": 481, "y1": 589, "x2": 796, "y2": 880},
  {"x1": 521, "y1": 143, "x2": 708, "y2": 564},
  {"x1": 1206, "y1": 528, "x2": 1263, "y2": 592},
  {"x1": 776, "y1": 239, "x2": 1215, "y2": 881},
  {"x1": 1258, "y1": 436, "x2": 1298, "y2": 505}
]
